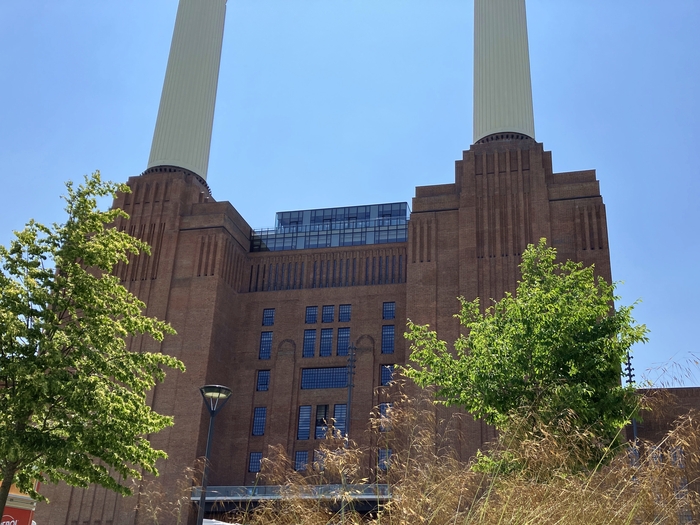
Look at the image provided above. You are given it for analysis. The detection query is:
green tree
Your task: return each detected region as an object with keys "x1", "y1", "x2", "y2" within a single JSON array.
[
  {"x1": 405, "y1": 239, "x2": 647, "y2": 465},
  {"x1": 0, "y1": 172, "x2": 184, "y2": 516}
]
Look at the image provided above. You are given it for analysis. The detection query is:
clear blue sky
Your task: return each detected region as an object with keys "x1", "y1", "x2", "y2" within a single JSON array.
[{"x1": 1, "y1": 1, "x2": 698, "y2": 386}]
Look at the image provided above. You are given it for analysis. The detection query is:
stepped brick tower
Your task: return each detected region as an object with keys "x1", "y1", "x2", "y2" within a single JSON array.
[{"x1": 35, "y1": 0, "x2": 612, "y2": 523}]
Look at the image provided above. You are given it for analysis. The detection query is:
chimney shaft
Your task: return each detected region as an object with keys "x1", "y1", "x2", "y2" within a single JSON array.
[
  {"x1": 148, "y1": 0, "x2": 227, "y2": 180},
  {"x1": 473, "y1": 0, "x2": 535, "y2": 144}
]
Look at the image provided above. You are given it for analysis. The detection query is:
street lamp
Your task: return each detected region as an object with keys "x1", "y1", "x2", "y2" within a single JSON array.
[{"x1": 196, "y1": 384, "x2": 232, "y2": 525}]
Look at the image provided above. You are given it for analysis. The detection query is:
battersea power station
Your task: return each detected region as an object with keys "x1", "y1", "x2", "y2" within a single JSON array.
[{"x1": 36, "y1": 0, "x2": 619, "y2": 523}]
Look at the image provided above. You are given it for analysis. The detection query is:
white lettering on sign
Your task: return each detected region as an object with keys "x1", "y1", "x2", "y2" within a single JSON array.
[{"x1": 1, "y1": 515, "x2": 19, "y2": 525}]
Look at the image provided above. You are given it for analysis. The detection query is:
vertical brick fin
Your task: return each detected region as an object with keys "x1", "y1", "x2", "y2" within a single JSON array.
[
  {"x1": 197, "y1": 236, "x2": 206, "y2": 276},
  {"x1": 203, "y1": 235, "x2": 212, "y2": 276},
  {"x1": 426, "y1": 220, "x2": 432, "y2": 262},
  {"x1": 236, "y1": 253, "x2": 246, "y2": 291},
  {"x1": 139, "y1": 224, "x2": 155, "y2": 281},
  {"x1": 498, "y1": 152, "x2": 507, "y2": 173},
  {"x1": 260, "y1": 263, "x2": 267, "y2": 291},
  {"x1": 476, "y1": 174, "x2": 484, "y2": 258},
  {"x1": 488, "y1": 182, "x2": 496, "y2": 258},
  {"x1": 419, "y1": 221, "x2": 425, "y2": 263},
  {"x1": 209, "y1": 238, "x2": 218, "y2": 276},
  {"x1": 411, "y1": 222, "x2": 418, "y2": 263},
  {"x1": 587, "y1": 208, "x2": 595, "y2": 250},
  {"x1": 150, "y1": 223, "x2": 165, "y2": 280},
  {"x1": 233, "y1": 251, "x2": 241, "y2": 290},
  {"x1": 125, "y1": 225, "x2": 136, "y2": 282},
  {"x1": 583, "y1": 206, "x2": 591, "y2": 251},
  {"x1": 511, "y1": 170, "x2": 521, "y2": 255},
  {"x1": 163, "y1": 180, "x2": 171, "y2": 202},
  {"x1": 219, "y1": 239, "x2": 229, "y2": 283},
  {"x1": 130, "y1": 224, "x2": 145, "y2": 281},
  {"x1": 521, "y1": 149, "x2": 530, "y2": 171},
  {"x1": 596, "y1": 204, "x2": 606, "y2": 250},
  {"x1": 299, "y1": 261, "x2": 305, "y2": 289}
]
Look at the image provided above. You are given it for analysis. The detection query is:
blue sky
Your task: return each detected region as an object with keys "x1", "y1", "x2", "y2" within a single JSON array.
[{"x1": 1, "y1": 1, "x2": 698, "y2": 386}]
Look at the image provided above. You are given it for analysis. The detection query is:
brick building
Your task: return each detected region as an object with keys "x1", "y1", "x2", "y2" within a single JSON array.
[{"x1": 33, "y1": 1, "x2": 635, "y2": 523}]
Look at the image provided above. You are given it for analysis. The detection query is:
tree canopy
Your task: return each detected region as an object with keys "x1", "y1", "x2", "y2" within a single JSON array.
[
  {"x1": 0, "y1": 172, "x2": 184, "y2": 516},
  {"x1": 405, "y1": 239, "x2": 648, "y2": 461}
]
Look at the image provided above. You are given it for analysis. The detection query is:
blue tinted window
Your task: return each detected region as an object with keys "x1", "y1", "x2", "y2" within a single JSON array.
[
  {"x1": 378, "y1": 449, "x2": 391, "y2": 471},
  {"x1": 251, "y1": 203, "x2": 409, "y2": 252},
  {"x1": 382, "y1": 302, "x2": 395, "y2": 320},
  {"x1": 381, "y1": 325, "x2": 394, "y2": 354},
  {"x1": 257, "y1": 370, "x2": 270, "y2": 391},
  {"x1": 301, "y1": 368, "x2": 348, "y2": 389},
  {"x1": 305, "y1": 306, "x2": 318, "y2": 324},
  {"x1": 337, "y1": 328, "x2": 350, "y2": 356},
  {"x1": 249, "y1": 452, "x2": 263, "y2": 473},
  {"x1": 259, "y1": 332, "x2": 273, "y2": 359},
  {"x1": 334, "y1": 404, "x2": 347, "y2": 437},
  {"x1": 380, "y1": 364, "x2": 394, "y2": 386},
  {"x1": 313, "y1": 449, "x2": 325, "y2": 470},
  {"x1": 320, "y1": 328, "x2": 333, "y2": 357},
  {"x1": 297, "y1": 405, "x2": 312, "y2": 440},
  {"x1": 294, "y1": 451, "x2": 308, "y2": 471},
  {"x1": 322, "y1": 305, "x2": 334, "y2": 323},
  {"x1": 262, "y1": 308, "x2": 275, "y2": 326},
  {"x1": 339, "y1": 304, "x2": 351, "y2": 322},
  {"x1": 379, "y1": 403, "x2": 392, "y2": 432},
  {"x1": 303, "y1": 329, "x2": 316, "y2": 358},
  {"x1": 315, "y1": 404, "x2": 329, "y2": 439},
  {"x1": 252, "y1": 407, "x2": 267, "y2": 436}
]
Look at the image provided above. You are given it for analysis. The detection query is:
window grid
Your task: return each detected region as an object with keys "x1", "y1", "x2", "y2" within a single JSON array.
[
  {"x1": 379, "y1": 402, "x2": 392, "y2": 432},
  {"x1": 378, "y1": 449, "x2": 391, "y2": 471},
  {"x1": 380, "y1": 364, "x2": 394, "y2": 386},
  {"x1": 252, "y1": 407, "x2": 267, "y2": 436},
  {"x1": 334, "y1": 404, "x2": 347, "y2": 437},
  {"x1": 256, "y1": 370, "x2": 270, "y2": 391},
  {"x1": 259, "y1": 332, "x2": 273, "y2": 359},
  {"x1": 313, "y1": 449, "x2": 325, "y2": 470},
  {"x1": 315, "y1": 405, "x2": 329, "y2": 439},
  {"x1": 320, "y1": 328, "x2": 333, "y2": 357},
  {"x1": 322, "y1": 305, "x2": 334, "y2": 323},
  {"x1": 339, "y1": 304, "x2": 352, "y2": 322},
  {"x1": 262, "y1": 308, "x2": 275, "y2": 326},
  {"x1": 303, "y1": 329, "x2": 316, "y2": 358},
  {"x1": 294, "y1": 451, "x2": 308, "y2": 471},
  {"x1": 297, "y1": 405, "x2": 312, "y2": 440},
  {"x1": 337, "y1": 327, "x2": 350, "y2": 356},
  {"x1": 383, "y1": 302, "x2": 396, "y2": 320},
  {"x1": 301, "y1": 367, "x2": 348, "y2": 389},
  {"x1": 381, "y1": 325, "x2": 395, "y2": 354},
  {"x1": 249, "y1": 452, "x2": 263, "y2": 473},
  {"x1": 305, "y1": 306, "x2": 318, "y2": 324}
]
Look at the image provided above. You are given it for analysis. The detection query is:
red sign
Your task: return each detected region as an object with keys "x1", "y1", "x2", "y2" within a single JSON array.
[{"x1": 2, "y1": 507, "x2": 34, "y2": 525}]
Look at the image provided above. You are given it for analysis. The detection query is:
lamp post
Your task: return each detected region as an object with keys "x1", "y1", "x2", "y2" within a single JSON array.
[{"x1": 196, "y1": 384, "x2": 232, "y2": 525}]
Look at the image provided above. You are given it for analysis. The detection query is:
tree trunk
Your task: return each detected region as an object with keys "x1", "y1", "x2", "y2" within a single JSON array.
[{"x1": 0, "y1": 462, "x2": 19, "y2": 519}]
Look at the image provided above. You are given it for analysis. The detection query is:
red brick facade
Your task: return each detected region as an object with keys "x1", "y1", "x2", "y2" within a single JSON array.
[{"x1": 35, "y1": 137, "x2": 618, "y2": 523}]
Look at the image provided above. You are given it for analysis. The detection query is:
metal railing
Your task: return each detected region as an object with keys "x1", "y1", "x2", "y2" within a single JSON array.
[{"x1": 191, "y1": 484, "x2": 390, "y2": 502}]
